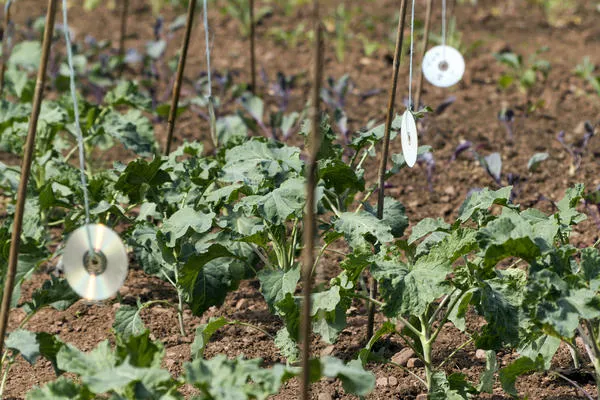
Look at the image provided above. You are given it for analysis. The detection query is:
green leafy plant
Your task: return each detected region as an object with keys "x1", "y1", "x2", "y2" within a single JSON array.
[
  {"x1": 220, "y1": 0, "x2": 272, "y2": 37},
  {"x1": 494, "y1": 48, "x2": 551, "y2": 94},
  {"x1": 575, "y1": 57, "x2": 600, "y2": 98}
]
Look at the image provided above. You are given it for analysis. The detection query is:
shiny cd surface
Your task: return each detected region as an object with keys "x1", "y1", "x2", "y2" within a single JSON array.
[
  {"x1": 401, "y1": 110, "x2": 418, "y2": 168},
  {"x1": 422, "y1": 45, "x2": 465, "y2": 88},
  {"x1": 62, "y1": 224, "x2": 128, "y2": 301}
]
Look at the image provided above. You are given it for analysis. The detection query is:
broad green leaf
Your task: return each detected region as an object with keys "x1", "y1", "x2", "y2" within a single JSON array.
[
  {"x1": 84, "y1": 362, "x2": 174, "y2": 394},
  {"x1": 318, "y1": 158, "x2": 364, "y2": 194},
  {"x1": 26, "y1": 377, "x2": 93, "y2": 400},
  {"x1": 274, "y1": 327, "x2": 299, "y2": 362},
  {"x1": 476, "y1": 213, "x2": 544, "y2": 267},
  {"x1": 112, "y1": 305, "x2": 147, "y2": 341},
  {"x1": 185, "y1": 355, "x2": 295, "y2": 400},
  {"x1": 9, "y1": 41, "x2": 41, "y2": 70},
  {"x1": 334, "y1": 211, "x2": 393, "y2": 250},
  {"x1": 21, "y1": 276, "x2": 79, "y2": 315},
  {"x1": 364, "y1": 197, "x2": 408, "y2": 238},
  {"x1": 518, "y1": 334, "x2": 560, "y2": 370},
  {"x1": 191, "y1": 317, "x2": 229, "y2": 359},
  {"x1": 6, "y1": 329, "x2": 63, "y2": 368},
  {"x1": 221, "y1": 140, "x2": 302, "y2": 189},
  {"x1": 408, "y1": 217, "x2": 450, "y2": 245},
  {"x1": 556, "y1": 184, "x2": 586, "y2": 226},
  {"x1": 431, "y1": 371, "x2": 477, "y2": 400},
  {"x1": 104, "y1": 81, "x2": 152, "y2": 111},
  {"x1": 477, "y1": 350, "x2": 497, "y2": 393},
  {"x1": 258, "y1": 266, "x2": 300, "y2": 311},
  {"x1": 115, "y1": 157, "x2": 170, "y2": 204},
  {"x1": 100, "y1": 110, "x2": 156, "y2": 157},
  {"x1": 581, "y1": 247, "x2": 600, "y2": 291},
  {"x1": 115, "y1": 330, "x2": 165, "y2": 369},
  {"x1": 499, "y1": 356, "x2": 544, "y2": 397},
  {"x1": 57, "y1": 341, "x2": 116, "y2": 376},
  {"x1": 311, "y1": 286, "x2": 350, "y2": 343},
  {"x1": 178, "y1": 244, "x2": 245, "y2": 315},
  {"x1": 478, "y1": 269, "x2": 527, "y2": 348},
  {"x1": 527, "y1": 152, "x2": 549, "y2": 172},
  {"x1": 320, "y1": 357, "x2": 375, "y2": 396},
  {"x1": 159, "y1": 207, "x2": 215, "y2": 247},
  {"x1": 235, "y1": 177, "x2": 310, "y2": 225},
  {"x1": 388, "y1": 146, "x2": 432, "y2": 177},
  {"x1": 458, "y1": 186, "x2": 512, "y2": 223}
]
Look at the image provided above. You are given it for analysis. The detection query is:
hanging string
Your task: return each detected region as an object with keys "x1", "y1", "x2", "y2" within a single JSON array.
[
  {"x1": 407, "y1": 0, "x2": 416, "y2": 110},
  {"x1": 61, "y1": 0, "x2": 94, "y2": 252},
  {"x1": 442, "y1": 0, "x2": 447, "y2": 48},
  {"x1": 203, "y1": 0, "x2": 212, "y2": 100}
]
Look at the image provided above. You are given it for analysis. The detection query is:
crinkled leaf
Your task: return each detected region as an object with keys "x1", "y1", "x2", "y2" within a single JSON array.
[
  {"x1": 458, "y1": 186, "x2": 512, "y2": 223},
  {"x1": 100, "y1": 110, "x2": 156, "y2": 157},
  {"x1": 159, "y1": 207, "x2": 215, "y2": 247},
  {"x1": 21, "y1": 276, "x2": 79, "y2": 315},
  {"x1": 112, "y1": 305, "x2": 147, "y2": 341},
  {"x1": 320, "y1": 357, "x2": 375, "y2": 396},
  {"x1": 408, "y1": 217, "x2": 450, "y2": 245},
  {"x1": 26, "y1": 377, "x2": 93, "y2": 400},
  {"x1": 258, "y1": 266, "x2": 300, "y2": 311},
  {"x1": 364, "y1": 197, "x2": 408, "y2": 238},
  {"x1": 274, "y1": 327, "x2": 299, "y2": 362},
  {"x1": 334, "y1": 211, "x2": 393, "y2": 250}
]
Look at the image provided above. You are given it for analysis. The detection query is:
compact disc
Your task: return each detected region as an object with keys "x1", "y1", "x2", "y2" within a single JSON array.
[
  {"x1": 422, "y1": 45, "x2": 465, "y2": 88},
  {"x1": 62, "y1": 224, "x2": 128, "y2": 301},
  {"x1": 401, "y1": 110, "x2": 418, "y2": 168}
]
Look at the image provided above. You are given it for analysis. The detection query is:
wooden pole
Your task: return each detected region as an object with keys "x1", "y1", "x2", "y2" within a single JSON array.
[
  {"x1": 300, "y1": 1, "x2": 323, "y2": 399},
  {"x1": 118, "y1": 0, "x2": 129, "y2": 75},
  {"x1": 0, "y1": 0, "x2": 13, "y2": 95},
  {"x1": 164, "y1": 0, "x2": 197, "y2": 155},
  {"x1": 249, "y1": 0, "x2": 257, "y2": 92},
  {"x1": 414, "y1": 0, "x2": 433, "y2": 110},
  {"x1": 367, "y1": 0, "x2": 409, "y2": 340},
  {"x1": 0, "y1": 0, "x2": 57, "y2": 357}
]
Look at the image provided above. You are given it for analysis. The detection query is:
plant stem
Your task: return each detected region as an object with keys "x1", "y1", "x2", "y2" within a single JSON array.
[
  {"x1": 0, "y1": 357, "x2": 13, "y2": 398},
  {"x1": 300, "y1": 4, "x2": 323, "y2": 399},
  {"x1": 230, "y1": 321, "x2": 273, "y2": 339},
  {"x1": 249, "y1": 0, "x2": 256, "y2": 93},
  {"x1": 174, "y1": 269, "x2": 186, "y2": 336},
  {"x1": 368, "y1": 0, "x2": 408, "y2": 340},
  {"x1": 414, "y1": 0, "x2": 433, "y2": 110},
  {"x1": 118, "y1": 0, "x2": 129, "y2": 75},
  {"x1": 0, "y1": 0, "x2": 57, "y2": 359},
  {"x1": 164, "y1": 0, "x2": 196, "y2": 155},
  {"x1": 438, "y1": 337, "x2": 473, "y2": 368},
  {"x1": 550, "y1": 371, "x2": 595, "y2": 400},
  {"x1": 419, "y1": 315, "x2": 434, "y2": 392},
  {"x1": 0, "y1": 0, "x2": 13, "y2": 95}
]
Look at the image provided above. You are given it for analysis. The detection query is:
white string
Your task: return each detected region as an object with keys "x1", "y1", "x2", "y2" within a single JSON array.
[
  {"x1": 203, "y1": 0, "x2": 212, "y2": 99},
  {"x1": 407, "y1": 0, "x2": 416, "y2": 110},
  {"x1": 61, "y1": 0, "x2": 94, "y2": 252},
  {"x1": 442, "y1": 0, "x2": 447, "y2": 48}
]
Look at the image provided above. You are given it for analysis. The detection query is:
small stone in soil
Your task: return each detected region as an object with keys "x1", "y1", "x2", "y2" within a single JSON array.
[
  {"x1": 388, "y1": 376, "x2": 398, "y2": 386},
  {"x1": 391, "y1": 348, "x2": 415, "y2": 366},
  {"x1": 376, "y1": 377, "x2": 389, "y2": 387},
  {"x1": 416, "y1": 394, "x2": 428, "y2": 400},
  {"x1": 407, "y1": 358, "x2": 424, "y2": 368},
  {"x1": 235, "y1": 298, "x2": 248, "y2": 310},
  {"x1": 320, "y1": 345, "x2": 335, "y2": 356},
  {"x1": 475, "y1": 349, "x2": 487, "y2": 360},
  {"x1": 317, "y1": 394, "x2": 333, "y2": 400}
]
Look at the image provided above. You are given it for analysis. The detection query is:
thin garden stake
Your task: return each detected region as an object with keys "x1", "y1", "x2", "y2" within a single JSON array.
[
  {"x1": 118, "y1": 0, "x2": 129, "y2": 75},
  {"x1": 249, "y1": 0, "x2": 256, "y2": 93},
  {"x1": 0, "y1": 0, "x2": 57, "y2": 357},
  {"x1": 0, "y1": 0, "x2": 13, "y2": 95},
  {"x1": 164, "y1": 0, "x2": 197, "y2": 155},
  {"x1": 202, "y1": 0, "x2": 217, "y2": 148},
  {"x1": 300, "y1": 2, "x2": 323, "y2": 399},
  {"x1": 414, "y1": 0, "x2": 433, "y2": 110},
  {"x1": 367, "y1": 0, "x2": 408, "y2": 340}
]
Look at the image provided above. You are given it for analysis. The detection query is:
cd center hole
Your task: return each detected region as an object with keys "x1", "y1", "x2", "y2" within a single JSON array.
[
  {"x1": 438, "y1": 61, "x2": 449, "y2": 71},
  {"x1": 83, "y1": 250, "x2": 107, "y2": 275}
]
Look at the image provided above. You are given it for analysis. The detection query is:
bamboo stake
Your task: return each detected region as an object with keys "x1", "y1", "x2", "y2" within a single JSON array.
[
  {"x1": 367, "y1": 0, "x2": 408, "y2": 340},
  {"x1": 0, "y1": 0, "x2": 13, "y2": 95},
  {"x1": 164, "y1": 0, "x2": 197, "y2": 155},
  {"x1": 300, "y1": 1, "x2": 323, "y2": 399},
  {"x1": 0, "y1": 0, "x2": 57, "y2": 357},
  {"x1": 249, "y1": 0, "x2": 256, "y2": 93},
  {"x1": 414, "y1": 0, "x2": 433, "y2": 110},
  {"x1": 118, "y1": 0, "x2": 129, "y2": 75}
]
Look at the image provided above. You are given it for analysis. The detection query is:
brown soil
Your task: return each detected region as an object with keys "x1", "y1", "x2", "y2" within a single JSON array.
[{"x1": 2, "y1": 0, "x2": 600, "y2": 399}]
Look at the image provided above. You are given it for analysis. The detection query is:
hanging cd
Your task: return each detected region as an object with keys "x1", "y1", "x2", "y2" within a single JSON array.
[
  {"x1": 401, "y1": 110, "x2": 418, "y2": 168},
  {"x1": 422, "y1": 45, "x2": 465, "y2": 88},
  {"x1": 62, "y1": 224, "x2": 128, "y2": 301}
]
